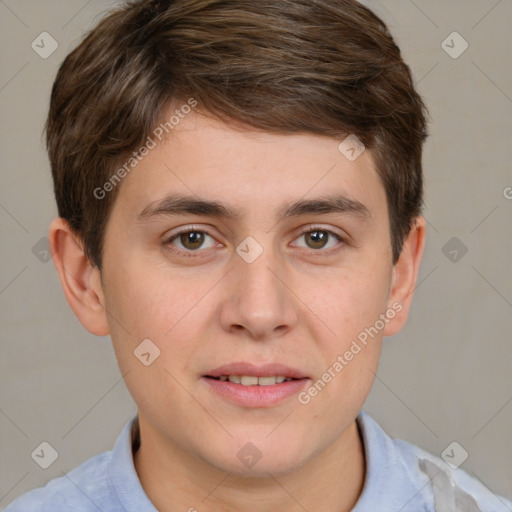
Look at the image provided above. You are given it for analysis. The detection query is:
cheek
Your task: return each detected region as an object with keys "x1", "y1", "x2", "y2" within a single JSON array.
[
  {"x1": 298, "y1": 272, "x2": 386, "y2": 425},
  {"x1": 308, "y1": 263, "x2": 392, "y2": 344},
  {"x1": 102, "y1": 258, "x2": 204, "y2": 369},
  {"x1": 297, "y1": 262, "x2": 389, "y2": 398},
  {"x1": 101, "y1": 263, "x2": 206, "y2": 416}
]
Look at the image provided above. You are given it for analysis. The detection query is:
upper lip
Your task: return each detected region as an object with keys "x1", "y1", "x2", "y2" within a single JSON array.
[{"x1": 204, "y1": 362, "x2": 309, "y2": 379}]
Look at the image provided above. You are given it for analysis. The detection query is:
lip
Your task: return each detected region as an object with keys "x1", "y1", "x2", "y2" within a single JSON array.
[
  {"x1": 204, "y1": 362, "x2": 309, "y2": 379},
  {"x1": 202, "y1": 376, "x2": 310, "y2": 408},
  {"x1": 202, "y1": 361, "x2": 311, "y2": 408}
]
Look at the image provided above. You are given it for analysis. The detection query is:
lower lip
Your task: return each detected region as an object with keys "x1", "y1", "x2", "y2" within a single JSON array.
[{"x1": 202, "y1": 377, "x2": 310, "y2": 407}]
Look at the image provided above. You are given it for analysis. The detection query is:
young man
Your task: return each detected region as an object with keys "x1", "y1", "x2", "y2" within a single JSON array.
[{"x1": 5, "y1": 0, "x2": 511, "y2": 510}]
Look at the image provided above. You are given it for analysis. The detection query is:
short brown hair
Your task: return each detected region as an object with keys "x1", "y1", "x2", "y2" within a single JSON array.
[{"x1": 45, "y1": 0, "x2": 429, "y2": 270}]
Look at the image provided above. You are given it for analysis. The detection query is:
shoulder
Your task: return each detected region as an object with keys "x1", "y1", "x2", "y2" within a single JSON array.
[
  {"x1": 3, "y1": 451, "x2": 118, "y2": 512},
  {"x1": 4, "y1": 414, "x2": 154, "y2": 512},
  {"x1": 396, "y1": 438, "x2": 512, "y2": 512},
  {"x1": 357, "y1": 409, "x2": 512, "y2": 512}
]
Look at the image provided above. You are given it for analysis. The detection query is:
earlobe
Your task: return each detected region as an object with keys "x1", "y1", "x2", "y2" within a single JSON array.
[
  {"x1": 48, "y1": 217, "x2": 110, "y2": 336},
  {"x1": 383, "y1": 216, "x2": 426, "y2": 337}
]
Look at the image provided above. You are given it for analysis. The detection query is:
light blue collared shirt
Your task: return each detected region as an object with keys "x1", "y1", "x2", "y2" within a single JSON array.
[{"x1": 4, "y1": 410, "x2": 511, "y2": 511}]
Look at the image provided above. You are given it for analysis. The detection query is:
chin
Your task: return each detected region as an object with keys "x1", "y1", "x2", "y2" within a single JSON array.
[
  {"x1": 203, "y1": 434, "x2": 312, "y2": 477},
  {"x1": 216, "y1": 455, "x2": 307, "y2": 479}
]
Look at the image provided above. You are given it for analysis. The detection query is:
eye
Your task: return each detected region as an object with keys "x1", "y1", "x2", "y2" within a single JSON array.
[
  {"x1": 164, "y1": 228, "x2": 217, "y2": 255},
  {"x1": 163, "y1": 225, "x2": 346, "y2": 258},
  {"x1": 292, "y1": 227, "x2": 345, "y2": 253}
]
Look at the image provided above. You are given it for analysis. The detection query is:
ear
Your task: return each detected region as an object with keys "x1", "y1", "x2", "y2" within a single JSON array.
[
  {"x1": 383, "y1": 216, "x2": 426, "y2": 337},
  {"x1": 48, "y1": 217, "x2": 110, "y2": 336}
]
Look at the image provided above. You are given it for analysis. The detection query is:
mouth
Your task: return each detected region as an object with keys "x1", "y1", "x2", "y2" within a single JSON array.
[
  {"x1": 204, "y1": 375, "x2": 301, "y2": 385},
  {"x1": 202, "y1": 362, "x2": 310, "y2": 407}
]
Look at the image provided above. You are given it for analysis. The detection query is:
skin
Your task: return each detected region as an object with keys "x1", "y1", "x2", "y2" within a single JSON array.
[{"x1": 49, "y1": 108, "x2": 425, "y2": 512}]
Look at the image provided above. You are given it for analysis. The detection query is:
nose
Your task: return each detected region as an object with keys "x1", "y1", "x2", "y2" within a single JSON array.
[{"x1": 218, "y1": 243, "x2": 299, "y2": 341}]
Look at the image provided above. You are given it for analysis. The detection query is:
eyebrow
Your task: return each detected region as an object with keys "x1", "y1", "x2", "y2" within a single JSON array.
[{"x1": 136, "y1": 193, "x2": 371, "y2": 223}]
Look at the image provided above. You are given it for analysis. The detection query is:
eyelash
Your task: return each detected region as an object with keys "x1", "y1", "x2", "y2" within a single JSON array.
[{"x1": 163, "y1": 225, "x2": 346, "y2": 258}]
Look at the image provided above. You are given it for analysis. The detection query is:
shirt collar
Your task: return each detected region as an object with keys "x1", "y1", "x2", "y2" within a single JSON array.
[{"x1": 108, "y1": 413, "x2": 157, "y2": 512}]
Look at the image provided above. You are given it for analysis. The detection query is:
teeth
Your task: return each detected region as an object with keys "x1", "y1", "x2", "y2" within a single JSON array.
[
  {"x1": 222, "y1": 375, "x2": 292, "y2": 385},
  {"x1": 240, "y1": 375, "x2": 259, "y2": 386},
  {"x1": 258, "y1": 376, "x2": 278, "y2": 386}
]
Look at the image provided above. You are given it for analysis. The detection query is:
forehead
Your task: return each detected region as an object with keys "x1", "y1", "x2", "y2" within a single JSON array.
[{"x1": 110, "y1": 109, "x2": 387, "y2": 224}]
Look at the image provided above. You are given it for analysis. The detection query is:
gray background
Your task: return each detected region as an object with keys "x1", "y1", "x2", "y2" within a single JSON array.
[{"x1": 1, "y1": 0, "x2": 511, "y2": 507}]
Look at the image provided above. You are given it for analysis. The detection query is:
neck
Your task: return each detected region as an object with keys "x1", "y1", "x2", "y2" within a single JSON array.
[{"x1": 133, "y1": 417, "x2": 366, "y2": 512}]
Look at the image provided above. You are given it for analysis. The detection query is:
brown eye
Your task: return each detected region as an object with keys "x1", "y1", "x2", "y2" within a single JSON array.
[
  {"x1": 178, "y1": 231, "x2": 205, "y2": 250},
  {"x1": 294, "y1": 228, "x2": 344, "y2": 252},
  {"x1": 165, "y1": 229, "x2": 217, "y2": 255},
  {"x1": 304, "y1": 230, "x2": 329, "y2": 249}
]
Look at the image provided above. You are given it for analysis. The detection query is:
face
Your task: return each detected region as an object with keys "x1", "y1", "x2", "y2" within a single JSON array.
[{"x1": 95, "y1": 109, "x2": 402, "y2": 476}]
